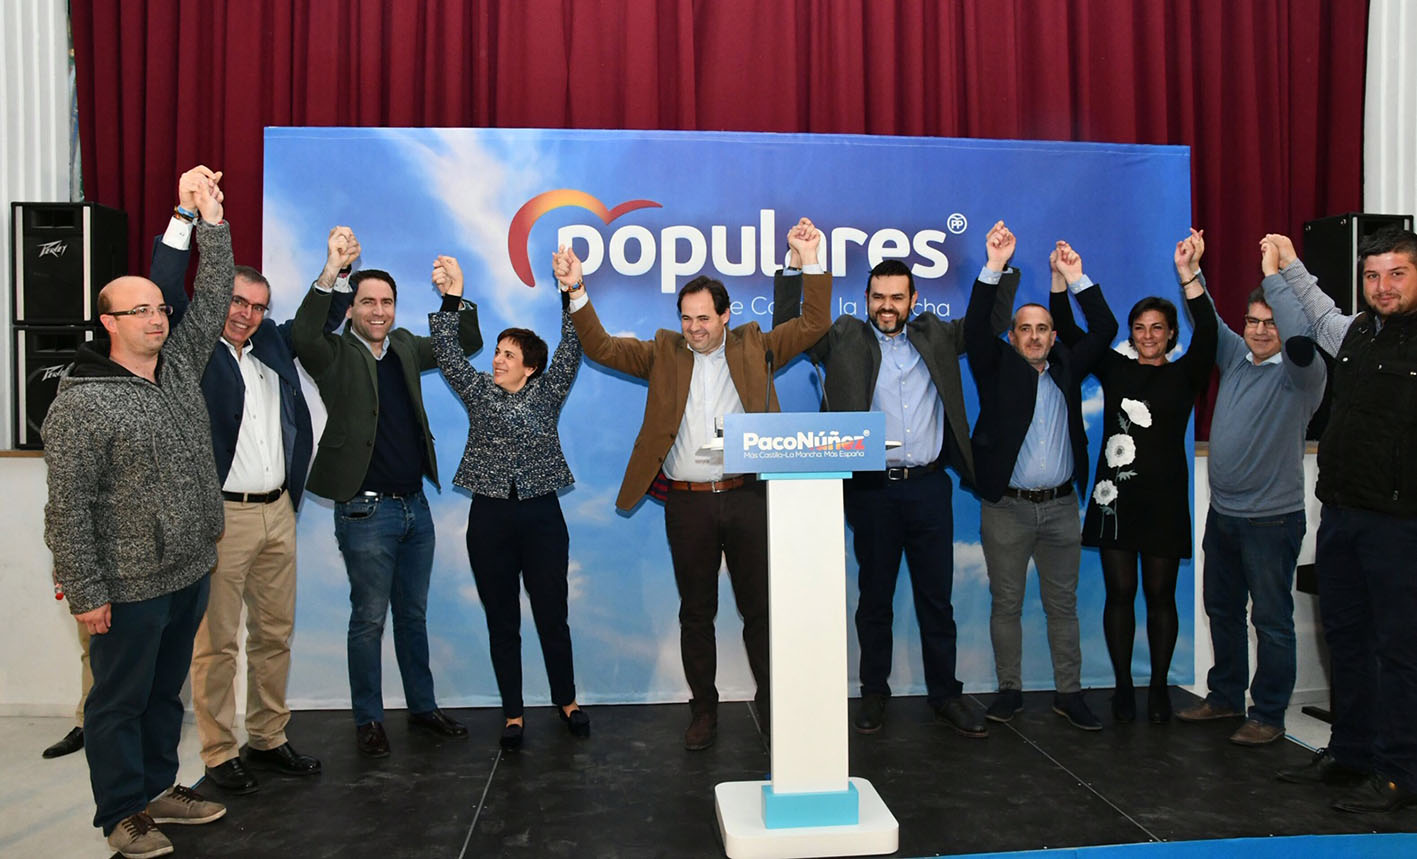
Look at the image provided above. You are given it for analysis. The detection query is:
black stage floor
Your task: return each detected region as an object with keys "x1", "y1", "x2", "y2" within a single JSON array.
[{"x1": 161, "y1": 688, "x2": 1414, "y2": 858}]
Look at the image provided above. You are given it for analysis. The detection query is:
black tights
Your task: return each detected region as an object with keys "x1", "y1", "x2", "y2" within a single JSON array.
[{"x1": 1100, "y1": 548, "x2": 1180, "y2": 689}]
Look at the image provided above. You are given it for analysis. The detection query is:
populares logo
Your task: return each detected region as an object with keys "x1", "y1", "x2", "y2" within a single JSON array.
[
  {"x1": 508, "y1": 189, "x2": 962, "y2": 293},
  {"x1": 742, "y1": 430, "x2": 869, "y2": 453}
]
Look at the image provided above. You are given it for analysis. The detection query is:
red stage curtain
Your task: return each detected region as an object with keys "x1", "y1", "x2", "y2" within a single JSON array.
[{"x1": 70, "y1": 0, "x2": 1368, "y2": 436}]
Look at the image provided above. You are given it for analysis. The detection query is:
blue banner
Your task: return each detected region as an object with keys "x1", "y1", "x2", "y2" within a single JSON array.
[{"x1": 264, "y1": 128, "x2": 1194, "y2": 709}]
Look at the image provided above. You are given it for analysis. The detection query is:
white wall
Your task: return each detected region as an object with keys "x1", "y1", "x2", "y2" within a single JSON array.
[
  {"x1": 1189, "y1": 451, "x2": 1329, "y2": 708},
  {"x1": 0, "y1": 454, "x2": 84, "y2": 714},
  {"x1": 1, "y1": 0, "x2": 73, "y2": 450}
]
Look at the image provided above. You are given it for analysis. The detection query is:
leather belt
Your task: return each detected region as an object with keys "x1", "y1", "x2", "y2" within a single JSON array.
[
  {"x1": 358, "y1": 489, "x2": 415, "y2": 500},
  {"x1": 667, "y1": 475, "x2": 752, "y2": 493},
  {"x1": 885, "y1": 462, "x2": 939, "y2": 481},
  {"x1": 1003, "y1": 483, "x2": 1074, "y2": 503},
  {"x1": 222, "y1": 487, "x2": 285, "y2": 504}
]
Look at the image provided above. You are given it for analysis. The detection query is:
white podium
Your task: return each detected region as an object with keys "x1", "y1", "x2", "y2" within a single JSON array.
[{"x1": 713, "y1": 412, "x2": 899, "y2": 859}]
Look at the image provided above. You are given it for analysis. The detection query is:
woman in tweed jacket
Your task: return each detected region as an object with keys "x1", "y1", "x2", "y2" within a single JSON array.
[{"x1": 429, "y1": 254, "x2": 586, "y2": 751}]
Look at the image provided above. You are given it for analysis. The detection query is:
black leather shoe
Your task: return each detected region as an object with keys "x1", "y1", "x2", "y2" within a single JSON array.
[
  {"x1": 684, "y1": 712, "x2": 718, "y2": 750},
  {"x1": 933, "y1": 697, "x2": 988, "y2": 738},
  {"x1": 1147, "y1": 685, "x2": 1172, "y2": 723},
  {"x1": 42, "y1": 726, "x2": 84, "y2": 759},
  {"x1": 559, "y1": 707, "x2": 591, "y2": 738},
  {"x1": 245, "y1": 742, "x2": 322, "y2": 776},
  {"x1": 356, "y1": 721, "x2": 391, "y2": 758},
  {"x1": 500, "y1": 721, "x2": 524, "y2": 751},
  {"x1": 204, "y1": 757, "x2": 260, "y2": 794},
  {"x1": 986, "y1": 689, "x2": 1024, "y2": 723},
  {"x1": 408, "y1": 708, "x2": 468, "y2": 737},
  {"x1": 1333, "y1": 775, "x2": 1417, "y2": 814},
  {"x1": 853, "y1": 694, "x2": 887, "y2": 734},
  {"x1": 1276, "y1": 747, "x2": 1369, "y2": 786}
]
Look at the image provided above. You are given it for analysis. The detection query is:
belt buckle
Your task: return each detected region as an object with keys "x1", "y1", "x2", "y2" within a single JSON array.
[{"x1": 886, "y1": 467, "x2": 907, "y2": 481}]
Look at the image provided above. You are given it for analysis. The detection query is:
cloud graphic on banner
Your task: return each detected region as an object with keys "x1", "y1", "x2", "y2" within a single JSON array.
[{"x1": 506, "y1": 190, "x2": 663, "y2": 286}]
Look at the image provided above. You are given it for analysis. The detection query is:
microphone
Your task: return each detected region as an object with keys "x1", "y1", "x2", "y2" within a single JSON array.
[
  {"x1": 763, "y1": 349, "x2": 775, "y2": 412},
  {"x1": 810, "y1": 354, "x2": 831, "y2": 412}
]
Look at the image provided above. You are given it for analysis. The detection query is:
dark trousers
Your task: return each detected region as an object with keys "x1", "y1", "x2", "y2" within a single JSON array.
[
  {"x1": 663, "y1": 481, "x2": 770, "y2": 716},
  {"x1": 85, "y1": 574, "x2": 210, "y2": 834},
  {"x1": 1316, "y1": 504, "x2": 1417, "y2": 792},
  {"x1": 466, "y1": 492, "x2": 576, "y2": 719},
  {"x1": 846, "y1": 469, "x2": 962, "y2": 707},
  {"x1": 1201, "y1": 507, "x2": 1304, "y2": 727}
]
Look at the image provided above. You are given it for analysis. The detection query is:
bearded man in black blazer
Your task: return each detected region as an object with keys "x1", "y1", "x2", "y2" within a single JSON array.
[
  {"x1": 964, "y1": 238, "x2": 1117, "y2": 731},
  {"x1": 773, "y1": 220, "x2": 1017, "y2": 737}
]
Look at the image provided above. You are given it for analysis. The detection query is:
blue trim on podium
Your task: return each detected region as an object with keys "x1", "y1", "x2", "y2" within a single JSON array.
[
  {"x1": 761, "y1": 782, "x2": 860, "y2": 829},
  {"x1": 760, "y1": 471, "x2": 850, "y2": 481}
]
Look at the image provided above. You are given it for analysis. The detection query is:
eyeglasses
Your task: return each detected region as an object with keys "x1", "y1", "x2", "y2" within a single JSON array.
[
  {"x1": 1243, "y1": 316, "x2": 1277, "y2": 330},
  {"x1": 105, "y1": 304, "x2": 173, "y2": 319},
  {"x1": 231, "y1": 295, "x2": 270, "y2": 314}
]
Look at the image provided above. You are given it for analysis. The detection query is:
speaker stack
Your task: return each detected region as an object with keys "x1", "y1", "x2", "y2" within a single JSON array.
[{"x1": 9, "y1": 202, "x2": 128, "y2": 449}]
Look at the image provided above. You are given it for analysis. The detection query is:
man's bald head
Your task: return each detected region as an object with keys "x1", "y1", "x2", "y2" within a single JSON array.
[
  {"x1": 97, "y1": 276, "x2": 164, "y2": 315},
  {"x1": 98, "y1": 276, "x2": 170, "y2": 364}
]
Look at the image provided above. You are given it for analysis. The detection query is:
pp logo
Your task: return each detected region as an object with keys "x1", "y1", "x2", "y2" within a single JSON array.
[{"x1": 946, "y1": 213, "x2": 968, "y2": 235}]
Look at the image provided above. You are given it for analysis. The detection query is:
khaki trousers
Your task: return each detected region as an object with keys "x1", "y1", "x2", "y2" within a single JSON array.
[
  {"x1": 190, "y1": 497, "x2": 298, "y2": 767},
  {"x1": 76, "y1": 620, "x2": 94, "y2": 725}
]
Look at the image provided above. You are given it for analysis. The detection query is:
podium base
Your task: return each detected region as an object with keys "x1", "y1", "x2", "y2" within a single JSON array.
[{"x1": 714, "y1": 777, "x2": 898, "y2": 859}]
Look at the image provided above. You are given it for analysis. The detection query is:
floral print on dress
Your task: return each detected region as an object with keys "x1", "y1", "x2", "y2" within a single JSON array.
[{"x1": 1095, "y1": 398, "x2": 1151, "y2": 539}]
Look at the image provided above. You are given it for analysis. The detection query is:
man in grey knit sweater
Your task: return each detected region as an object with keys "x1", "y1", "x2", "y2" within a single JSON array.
[
  {"x1": 1176, "y1": 238, "x2": 1324, "y2": 747},
  {"x1": 43, "y1": 166, "x2": 232, "y2": 859}
]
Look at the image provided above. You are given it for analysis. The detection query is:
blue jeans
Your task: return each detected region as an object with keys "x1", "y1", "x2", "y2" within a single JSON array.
[
  {"x1": 1200, "y1": 507, "x2": 1303, "y2": 727},
  {"x1": 334, "y1": 491, "x2": 438, "y2": 725},
  {"x1": 86, "y1": 575, "x2": 209, "y2": 834},
  {"x1": 1316, "y1": 504, "x2": 1417, "y2": 793}
]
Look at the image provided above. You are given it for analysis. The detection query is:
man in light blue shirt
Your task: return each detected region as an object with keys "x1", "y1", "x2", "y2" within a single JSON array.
[{"x1": 966, "y1": 238, "x2": 1118, "y2": 731}]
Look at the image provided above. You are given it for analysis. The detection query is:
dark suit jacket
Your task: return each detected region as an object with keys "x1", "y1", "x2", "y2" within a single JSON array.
[
  {"x1": 964, "y1": 275, "x2": 1118, "y2": 503},
  {"x1": 572, "y1": 273, "x2": 833, "y2": 511},
  {"x1": 773, "y1": 269, "x2": 1018, "y2": 487},
  {"x1": 290, "y1": 285, "x2": 482, "y2": 503},
  {"x1": 149, "y1": 236, "x2": 349, "y2": 510}
]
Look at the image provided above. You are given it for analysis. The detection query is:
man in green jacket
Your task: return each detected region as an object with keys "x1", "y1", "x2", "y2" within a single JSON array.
[{"x1": 291, "y1": 228, "x2": 481, "y2": 757}]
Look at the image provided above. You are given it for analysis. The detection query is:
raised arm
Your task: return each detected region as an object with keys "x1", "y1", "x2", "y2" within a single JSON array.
[
  {"x1": 292, "y1": 226, "x2": 366, "y2": 377},
  {"x1": 426, "y1": 254, "x2": 486, "y2": 402},
  {"x1": 557, "y1": 246, "x2": 657, "y2": 379},
  {"x1": 764, "y1": 218, "x2": 833, "y2": 361},
  {"x1": 1264, "y1": 233, "x2": 1353, "y2": 355},
  {"x1": 162, "y1": 167, "x2": 235, "y2": 366},
  {"x1": 411, "y1": 253, "x2": 482, "y2": 371},
  {"x1": 963, "y1": 220, "x2": 1019, "y2": 373}
]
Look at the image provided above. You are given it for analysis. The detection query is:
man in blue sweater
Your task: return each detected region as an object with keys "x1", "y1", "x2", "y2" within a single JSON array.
[{"x1": 1176, "y1": 237, "x2": 1324, "y2": 747}]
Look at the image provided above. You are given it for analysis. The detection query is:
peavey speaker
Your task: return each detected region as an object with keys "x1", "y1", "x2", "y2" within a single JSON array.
[
  {"x1": 1303, "y1": 212, "x2": 1414, "y2": 315},
  {"x1": 12, "y1": 325, "x2": 96, "y2": 449},
  {"x1": 11, "y1": 202, "x2": 127, "y2": 324}
]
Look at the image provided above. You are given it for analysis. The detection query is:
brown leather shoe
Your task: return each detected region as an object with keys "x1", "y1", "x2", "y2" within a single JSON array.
[
  {"x1": 1229, "y1": 719, "x2": 1285, "y2": 746},
  {"x1": 1176, "y1": 699, "x2": 1242, "y2": 722},
  {"x1": 684, "y1": 712, "x2": 717, "y2": 750}
]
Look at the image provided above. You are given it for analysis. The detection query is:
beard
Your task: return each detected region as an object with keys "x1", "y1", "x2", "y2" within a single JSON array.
[{"x1": 869, "y1": 309, "x2": 908, "y2": 335}]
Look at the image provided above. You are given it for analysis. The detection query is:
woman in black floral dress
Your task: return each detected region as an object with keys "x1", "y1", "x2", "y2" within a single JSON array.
[{"x1": 1055, "y1": 229, "x2": 1217, "y2": 724}]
